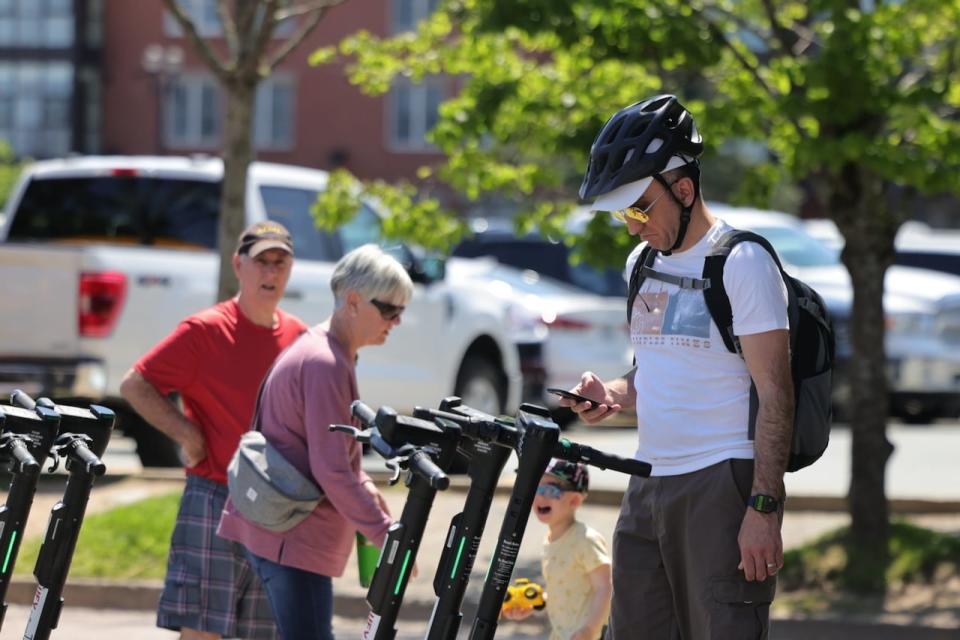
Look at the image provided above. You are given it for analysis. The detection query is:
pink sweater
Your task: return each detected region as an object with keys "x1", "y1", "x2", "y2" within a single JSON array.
[{"x1": 218, "y1": 327, "x2": 392, "y2": 577}]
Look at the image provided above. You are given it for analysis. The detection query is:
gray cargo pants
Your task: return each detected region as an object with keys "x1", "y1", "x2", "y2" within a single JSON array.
[{"x1": 607, "y1": 459, "x2": 777, "y2": 640}]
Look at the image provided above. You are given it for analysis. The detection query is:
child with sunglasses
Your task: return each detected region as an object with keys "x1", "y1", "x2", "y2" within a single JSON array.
[{"x1": 503, "y1": 459, "x2": 612, "y2": 640}]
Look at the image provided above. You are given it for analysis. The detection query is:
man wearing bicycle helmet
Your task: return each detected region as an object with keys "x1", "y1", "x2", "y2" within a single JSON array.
[{"x1": 560, "y1": 95, "x2": 794, "y2": 639}]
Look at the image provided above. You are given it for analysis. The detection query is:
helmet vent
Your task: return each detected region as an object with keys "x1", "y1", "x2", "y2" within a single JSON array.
[{"x1": 603, "y1": 119, "x2": 624, "y2": 144}]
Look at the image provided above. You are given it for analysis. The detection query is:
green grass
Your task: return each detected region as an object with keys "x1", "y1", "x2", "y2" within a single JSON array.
[
  {"x1": 15, "y1": 492, "x2": 179, "y2": 580},
  {"x1": 778, "y1": 520, "x2": 960, "y2": 608}
]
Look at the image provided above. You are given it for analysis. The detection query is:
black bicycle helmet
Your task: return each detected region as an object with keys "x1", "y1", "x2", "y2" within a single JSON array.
[{"x1": 579, "y1": 95, "x2": 703, "y2": 200}]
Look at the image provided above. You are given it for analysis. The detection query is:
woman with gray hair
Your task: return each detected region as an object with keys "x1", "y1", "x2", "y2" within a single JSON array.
[{"x1": 218, "y1": 244, "x2": 414, "y2": 640}]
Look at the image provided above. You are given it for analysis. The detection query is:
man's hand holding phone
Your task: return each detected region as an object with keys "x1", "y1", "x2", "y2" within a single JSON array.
[{"x1": 548, "y1": 372, "x2": 622, "y2": 424}]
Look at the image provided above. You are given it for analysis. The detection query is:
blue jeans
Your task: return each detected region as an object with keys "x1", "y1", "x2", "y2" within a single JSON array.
[{"x1": 245, "y1": 550, "x2": 335, "y2": 640}]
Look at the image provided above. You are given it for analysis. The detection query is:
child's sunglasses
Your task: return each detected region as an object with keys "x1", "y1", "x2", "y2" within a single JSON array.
[{"x1": 535, "y1": 484, "x2": 569, "y2": 500}]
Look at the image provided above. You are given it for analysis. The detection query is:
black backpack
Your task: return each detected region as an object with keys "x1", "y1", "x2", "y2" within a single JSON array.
[{"x1": 627, "y1": 229, "x2": 834, "y2": 472}]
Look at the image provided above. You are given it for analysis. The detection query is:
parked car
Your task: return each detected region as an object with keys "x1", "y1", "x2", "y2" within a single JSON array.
[
  {"x1": 446, "y1": 256, "x2": 632, "y2": 406},
  {"x1": 453, "y1": 220, "x2": 627, "y2": 297},
  {"x1": 895, "y1": 223, "x2": 960, "y2": 277},
  {"x1": 0, "y1": 156, "x2": 524, "y2": 465},
  {"x1": 805, "y1": 218, "x2": 960, "y2": 278},
  {"x1": 451, "y1": 221, "x2": 633, "y2": 421},
  {"x1": 718, "y1": 205, "x2": 960, "y2": 422}
]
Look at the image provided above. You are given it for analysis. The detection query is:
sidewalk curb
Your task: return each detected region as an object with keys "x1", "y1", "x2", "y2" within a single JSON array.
[
  {"x1": 2, "y1": 579, "x2": 432, "y2": 619},
  {"x1": 430, "y1": 475, "x2": 960, "y2": 514},
  {"x1": 135, "y1": 468, "x2": 960, "y2": 513}
]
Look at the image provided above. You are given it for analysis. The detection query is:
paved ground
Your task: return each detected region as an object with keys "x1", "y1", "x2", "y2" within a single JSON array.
[{"x1": 3, "y1": 604, "x2": 960, "y2": 640}]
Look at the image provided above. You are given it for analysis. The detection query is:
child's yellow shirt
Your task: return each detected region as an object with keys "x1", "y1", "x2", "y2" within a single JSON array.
[{"x1": 542, "y1": 520, "x2": 611, "y2": 640}]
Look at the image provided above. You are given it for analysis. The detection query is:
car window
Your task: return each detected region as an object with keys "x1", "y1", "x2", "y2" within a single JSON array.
[
  {"x1": 896, "y1": 251, "x2": 960, "y2": 277},
  {"x1": 752, "y1": 225, "x2": 840, "y2": 268},
  {"x1": 453, "y1": 235, "x2": 627, "y2": 297},
  {"x1": 7, "y1": 176, "x2": 220, "y2": 249},
  {"x1": 569, "y1": 262, "x2": 627, "y2": 297},
  {"x1": 336, "y1": 203, "x2": 383, "y2": 255},
  {"x1": 259, "y1": 185, "x2": 339, "y2": 261}
]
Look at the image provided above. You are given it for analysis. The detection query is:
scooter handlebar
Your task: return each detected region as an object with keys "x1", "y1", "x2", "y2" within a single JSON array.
[
  {"x1": 555, "y1": 438, "x2": 652, "y2": 477},
  {"x1": 7, "y1": 437, "x2": 40, "y2": 472},
  {"x1": 406, "y1": 449, "x2": 449, "y2": 490},
  {"x1": 350, "y1": 400, "x2": 377, "y2": 429},
  {"x1": 10, "y1": 389, "x2": 36, "y2": 410},
  {"x1": 75, "y1": 446, "x2": 106, "y2": 476}
]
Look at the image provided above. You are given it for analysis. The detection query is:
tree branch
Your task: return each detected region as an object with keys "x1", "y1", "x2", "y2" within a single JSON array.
[
  {"x1": 248, "y1": 0, "x2": 282, "y2": 74},
  {"x1": 697, "y1": 9, "x2": 806, "y2": 135},
  {"x1": 275, "y1": 0, "x2": 343, "y2": 21},
  {"x1": 215, "y1": 0, "x2": 239, "y2": 58},
  {"x1": 760, "y1": 0, "x2": 795, "y2": 56},
  {"x1": 161, "y1": 0, "x2": 229, "y2": 80},
  {"x1": 266, "y1": 0, "x2": 346, "y2": 70}
]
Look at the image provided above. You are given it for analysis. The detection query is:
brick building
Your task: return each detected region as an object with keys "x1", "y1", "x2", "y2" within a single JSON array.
[{"x1": 0, "y1": 0, "x2": 445, "y2": 182}]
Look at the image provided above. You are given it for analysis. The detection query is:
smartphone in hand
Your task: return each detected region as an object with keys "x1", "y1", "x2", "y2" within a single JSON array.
[{"x1": 546, "y1": 387, "x2": 599, "y2": 409}]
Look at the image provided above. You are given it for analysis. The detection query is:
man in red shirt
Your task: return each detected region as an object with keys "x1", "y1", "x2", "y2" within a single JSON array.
[{"x1": 121, "y1": 221, "x2": 307, "y2": 640}]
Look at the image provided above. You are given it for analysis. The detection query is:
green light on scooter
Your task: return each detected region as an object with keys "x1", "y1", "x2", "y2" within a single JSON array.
[
  {"x1": 2, "y1": 530, "x2": 17, "y2": 574},
  {"x1": 394, "y1": 549, "x2": 413, "y2": 596},
  {"x1": 450, "y1": 536, "x2": 467, "y2": 580},
  {"x1": 560, "y1": 438, "x2": 571, "y2": 448}
]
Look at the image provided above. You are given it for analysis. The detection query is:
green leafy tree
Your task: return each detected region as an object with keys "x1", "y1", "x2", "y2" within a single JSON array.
[
  {"x1": 0, "y1": 141, "x2": 23, "y2": 210},
  {"x1": 318, "y1": 0, "x2": 960, "y2": 592},
  {"x1": 164, "y1": 0, "x2": 345, "y2": 301}
]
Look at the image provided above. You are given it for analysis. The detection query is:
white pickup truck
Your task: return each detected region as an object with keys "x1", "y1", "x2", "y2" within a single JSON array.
[{"x1": 0, "y1": 156, "x2": 523, "y2": 466}]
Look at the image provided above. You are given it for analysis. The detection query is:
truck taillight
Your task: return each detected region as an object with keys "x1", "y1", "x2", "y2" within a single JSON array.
[
  {"x1": 79, "y1": 272, "x2": 127, "y2": 337},
  {"x1": 542, "y1": 314, "x2": 592, "y2": 331}
]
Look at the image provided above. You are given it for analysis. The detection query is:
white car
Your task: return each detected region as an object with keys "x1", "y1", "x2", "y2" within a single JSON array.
[
  {"x1": 807, "y1": 217, "x2": 960, "y2": 279},
  {"x1": 446, "y1": 257, "x2": 632, "y2": 403},
  {"x1": 0, "y1": 156, "x2": 523, "y2": 464},
  {"x1": 716, "y1": 204, "x2": 960, "y2": 422}
]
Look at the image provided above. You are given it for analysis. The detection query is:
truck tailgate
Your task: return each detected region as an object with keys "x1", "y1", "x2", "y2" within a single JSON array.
[{"x1": 0, "y1": 244, "x2": 81, "y2": 357}]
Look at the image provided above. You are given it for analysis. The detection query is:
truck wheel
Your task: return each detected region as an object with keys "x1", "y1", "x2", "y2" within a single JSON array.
[
  {"x1": 117, "y1": 410, "x2": 183, "y2": 468},
  {"x1": 450, "y1": 356, "x2": 506, "y2": 474},
  {"x1": 455, "y1": 357, "x2": 506, "y2": 416}
]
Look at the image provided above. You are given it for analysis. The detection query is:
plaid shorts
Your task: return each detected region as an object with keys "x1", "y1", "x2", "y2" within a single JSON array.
[{"x1": 157, "y1": 474, "x2": 279, "y2": 639}]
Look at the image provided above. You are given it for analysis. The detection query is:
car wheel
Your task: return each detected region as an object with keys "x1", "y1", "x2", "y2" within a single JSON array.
[
  {"x1": 118, "y1": 410, "x2": 183, "y2": 468},
  {"x1": 450, "y1": 357, "x2": 506, "y2": 474},
  {"x1": 550, "y1": 406, "x2": 578, "y2": 430},
  {"x1": 455, "y1": 356, "x2": 505, "y2": 416}
]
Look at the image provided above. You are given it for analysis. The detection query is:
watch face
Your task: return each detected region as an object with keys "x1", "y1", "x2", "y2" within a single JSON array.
[{"x1": 750, "y1": 495, "x2": 778, "y2": 512}]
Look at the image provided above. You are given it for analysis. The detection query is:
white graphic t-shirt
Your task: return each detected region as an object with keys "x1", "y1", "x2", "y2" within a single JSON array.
[{"x1": 624, "y1": 219, "x2": 788, "y2": 475}]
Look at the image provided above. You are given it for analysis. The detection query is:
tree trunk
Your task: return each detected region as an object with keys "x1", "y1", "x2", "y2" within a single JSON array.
[
  {"x1": 216, "y1": 81, "x2": 257, "y2": 302},
  {"x1": 830, "y1": 167, "x2": 896, "y2": 593}
]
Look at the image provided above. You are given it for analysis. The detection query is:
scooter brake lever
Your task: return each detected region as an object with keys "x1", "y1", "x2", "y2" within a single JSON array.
[{"x1": 384, "y1": 458, "x2": 402, "y2": 485}]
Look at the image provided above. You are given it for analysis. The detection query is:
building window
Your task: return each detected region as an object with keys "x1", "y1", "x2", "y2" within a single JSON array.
[
  {"x1": 254, "y1": 75, "x2": 295, "y2": 151},
  {"x1": 165, "y1": 0, "x2": 299, "y2": 38},
  {"x1": 164, "y1": 73, "x2": 222, "y2": 149},
  {"x1": 388, "y1": 77, "x2": 444, "y2": 151},
  {"x1": 0, "y1": 0, "x2": 75, "y2": 48},
  {"x1": 0, "y1": 62, "x2": 73, "y2": 158},
  {"x1": 164, "y1": 0, "x2": 222, "y2": 37},
  {"x1": 391, "y1": 0, "x2": 439, "y2": 33}
]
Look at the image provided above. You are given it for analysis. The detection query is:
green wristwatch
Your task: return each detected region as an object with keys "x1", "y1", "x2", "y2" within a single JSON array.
[{"x1": 748, "y1": 494, "x2": 780, "y2": 513}]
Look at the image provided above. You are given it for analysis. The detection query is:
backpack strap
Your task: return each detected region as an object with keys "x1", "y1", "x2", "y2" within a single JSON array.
[
  {"x1": 627, "y1": 244, "x2": 658, "y2": 324},
  {"x1": 641, "y1": 268, "x2": 711, "y2": 291},
  {"x1": 702, "y1": 230, "x2": 786, "y2": 355}
]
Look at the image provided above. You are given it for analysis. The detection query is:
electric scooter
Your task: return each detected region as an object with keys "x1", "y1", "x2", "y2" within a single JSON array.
[
  {"x1": 411, "y1": 397, "x2": 518, "y2": 640},
  {"x1": 331, "y1": 400, "x2": 460, "y2": 640},
  {"x1": 11, "y1": 391, "x2": 114, "y2": 640},
  {"x1": 0, "y1": 402, "x2": 59, "y2": 631},
  {"x1": 466, "y1": 403, "x2": 652, "y2": 640}
]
